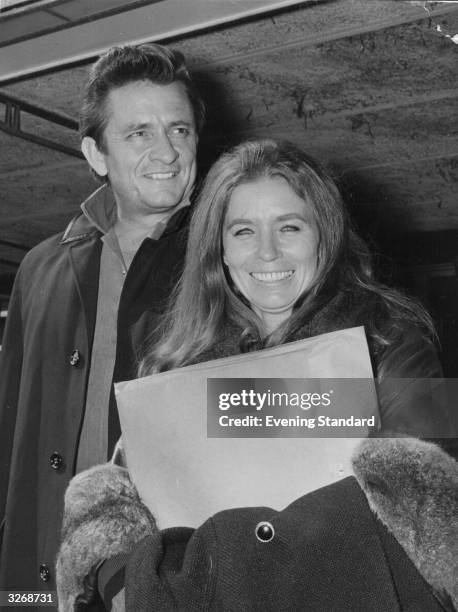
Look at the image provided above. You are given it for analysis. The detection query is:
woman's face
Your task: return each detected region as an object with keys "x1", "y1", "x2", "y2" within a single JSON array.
[{"x1": 222, "y1": 176, "x2": 319, "y2": 333}]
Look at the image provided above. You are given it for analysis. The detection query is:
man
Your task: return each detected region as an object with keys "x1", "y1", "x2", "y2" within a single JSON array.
[{"x1": 0, "y1": 43, "x2": 204, "y2": 593}]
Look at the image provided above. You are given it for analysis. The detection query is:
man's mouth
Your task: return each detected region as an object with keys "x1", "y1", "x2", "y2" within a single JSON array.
[
  {"x1": 250, "y1": 270, "x2": 294, "y2": 282},
  {"x1": 144, "y1": 171, "x2": 178, "y2": 180}
]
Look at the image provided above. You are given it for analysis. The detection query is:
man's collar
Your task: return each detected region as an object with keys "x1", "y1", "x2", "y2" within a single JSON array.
[
  {"x1": 155, "y1": 197, "x2": 192, "y2": 238},
  {"x1": 61, "y1": 183, "x2": 191, "y2": 244},
  {"x1": 81, "y1": 183, "x2": 117, "y2": 235}
]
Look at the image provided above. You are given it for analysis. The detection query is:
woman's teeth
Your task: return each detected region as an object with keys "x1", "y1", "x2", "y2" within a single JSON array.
[{"x1": 251, "y1": 271, "x2": 294, "y2": 282}]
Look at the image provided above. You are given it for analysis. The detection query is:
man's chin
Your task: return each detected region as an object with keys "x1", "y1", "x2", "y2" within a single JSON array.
[{"x1": 144, "y1": 191, "x2": 184, "y2": 212}]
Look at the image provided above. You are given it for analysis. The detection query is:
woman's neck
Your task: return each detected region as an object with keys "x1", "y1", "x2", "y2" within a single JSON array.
[{"x1": 258, "y1": 310, "x2": 292, "y2": 337}]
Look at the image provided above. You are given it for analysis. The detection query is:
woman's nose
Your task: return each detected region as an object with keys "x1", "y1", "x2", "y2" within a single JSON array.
[
  {"x1": 257, "y1": 232, "x2": 279, "y2": 261},
  {"x1": 149, "y1": 132, "x2": 178, "y2": 164}
]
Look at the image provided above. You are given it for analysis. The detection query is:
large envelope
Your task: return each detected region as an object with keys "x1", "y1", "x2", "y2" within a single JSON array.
[{"x1": 116, "y1": 326, "x2": 378, "y2": 528}]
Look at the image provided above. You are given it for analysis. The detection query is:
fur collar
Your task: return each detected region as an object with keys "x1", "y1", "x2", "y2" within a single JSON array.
[
  {"x1": 192, "y1": 289, "x2": 374, "y2": 365},
  {"x1": 353, "y1": 438, "x2": 457, "y2": 610}
]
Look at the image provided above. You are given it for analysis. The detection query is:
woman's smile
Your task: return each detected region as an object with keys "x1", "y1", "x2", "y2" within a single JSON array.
[{"x1": 250, "y1": 270, "x2": 295, "y2": 282}]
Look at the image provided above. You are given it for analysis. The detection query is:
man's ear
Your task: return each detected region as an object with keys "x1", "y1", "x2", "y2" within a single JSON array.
[{"x1": 81, "y1": 136, "x2": 108, "y2": 178}]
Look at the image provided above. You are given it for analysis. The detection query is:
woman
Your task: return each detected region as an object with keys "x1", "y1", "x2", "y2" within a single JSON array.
[
  {"x1": 56, "y1": 140, "x2": 455, "y2": 610},
  {"x1": 140, "y1": 138, "x2": 447, "y2": 436}
]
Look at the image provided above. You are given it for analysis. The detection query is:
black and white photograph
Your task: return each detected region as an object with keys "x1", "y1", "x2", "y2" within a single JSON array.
[{"x1": 0, "y1": 1, "x2": 457, "y2": 610}]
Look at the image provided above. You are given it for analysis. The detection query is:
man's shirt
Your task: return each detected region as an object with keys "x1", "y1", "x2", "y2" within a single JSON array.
[{"x1": 76, "y1": 184, "x2": 189, "y2": 472}]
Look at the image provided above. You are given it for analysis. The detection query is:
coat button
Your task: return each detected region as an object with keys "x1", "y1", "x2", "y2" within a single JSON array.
[
  {"x1": 69, "y1": 349, "x2": 80, "y2": 366},
  {"x1": 255, "y1": 521, "x2": 275, "y2": 542},
  {"x1": 49, "y1": 452, "x2": 64, "y2": 470},
  {"x1": 39, "y1": 564, "x2": 50, "y2": 582}
]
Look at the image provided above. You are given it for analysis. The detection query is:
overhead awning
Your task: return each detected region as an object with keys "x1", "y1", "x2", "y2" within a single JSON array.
[{"x1": 0, "y1": 0, "x2": 316, "y2": 83}]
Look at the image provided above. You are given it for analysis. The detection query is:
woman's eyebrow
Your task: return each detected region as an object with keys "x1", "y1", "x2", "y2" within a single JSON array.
[
  {"x1": 225, "y1": 213, "x2": 310, "y2": 229},
  {"x1": 225, "y1": 218, "x2": 255, "y2": 229},
  {"x1": 276, "y1": 213, "x2": 308, "y2": 222}
]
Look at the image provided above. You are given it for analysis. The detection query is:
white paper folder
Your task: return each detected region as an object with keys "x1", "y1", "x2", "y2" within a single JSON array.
[{"x1": 116, "y1": 326, "x2": 379, "y2": 529}]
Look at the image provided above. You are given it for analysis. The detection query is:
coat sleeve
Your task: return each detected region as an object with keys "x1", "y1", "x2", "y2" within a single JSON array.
[
  {"x1": 374, "y1": 328, "x2": 455, "y2": 438},
  {"x1": 55, "y1": 463, "x2": 156, "y2": 611},
  {"x1": 0, "y1": 264, "x2": 24, "y2": 542}
]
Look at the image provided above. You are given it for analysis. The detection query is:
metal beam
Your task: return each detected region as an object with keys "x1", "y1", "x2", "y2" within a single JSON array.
[
  {"x1": 0, "y1": 0, "x2": 164, "y2": 48},
  {"x1": 0, "y1": 91, "x2": 83, "y2": 158},
  {"x1": 0, "y1": 0, "x2": 316, "y2": 83}
]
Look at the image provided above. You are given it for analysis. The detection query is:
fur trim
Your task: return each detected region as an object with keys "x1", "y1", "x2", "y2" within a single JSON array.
[
  {"x1": 352, "y1": 438, "x2": 458, "y2": 609},
  {"x1": 56, "y1": 464, "x2": 156, "y2": 612}
]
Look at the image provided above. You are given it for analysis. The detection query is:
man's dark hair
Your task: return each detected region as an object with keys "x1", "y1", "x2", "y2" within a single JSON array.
[{"x1": 79, "y1": 43, "x2": 205, "y2": 150}]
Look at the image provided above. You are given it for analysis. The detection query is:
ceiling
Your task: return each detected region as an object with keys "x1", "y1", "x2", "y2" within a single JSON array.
[
  {"x1": 0, "y1": 0, "x2": 164, "y2": 49},
  {"x1": 0, "y1": 0, "x2": 457, "y2": 295},
  {"x1": 0, "y1": 0, "x2": 309, "y2": 80}
]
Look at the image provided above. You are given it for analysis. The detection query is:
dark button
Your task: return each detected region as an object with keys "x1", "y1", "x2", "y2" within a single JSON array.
[
  {"x1": 69, "y1": 349, "x2": 80, "y2": 366},
  {"x1": 49, "y1": 451, "x2": 63, "y2": 471},
  {"x1": 255, "y1": 521, "x2": 275, "y2": 542},
  {"x1": 39, "y1": 564, "x2": 50, "y2": 582}
]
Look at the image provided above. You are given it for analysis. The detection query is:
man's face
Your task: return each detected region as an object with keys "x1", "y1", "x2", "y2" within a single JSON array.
[{"x1": 93, "y1": 80, "x2": 197, "y2": 221}]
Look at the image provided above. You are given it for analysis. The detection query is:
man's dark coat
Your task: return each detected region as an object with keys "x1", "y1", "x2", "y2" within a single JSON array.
[{"x1": 0, "y1": 202, "x2": 189, "y2": 593}]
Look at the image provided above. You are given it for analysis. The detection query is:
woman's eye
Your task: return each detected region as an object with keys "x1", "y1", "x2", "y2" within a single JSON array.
[
  {"x1": 280, "y1": 224, "x2": 301, "y2": 232},
  {"x1": 233, "y1": 227, "x2": 253, "y2": 236}
]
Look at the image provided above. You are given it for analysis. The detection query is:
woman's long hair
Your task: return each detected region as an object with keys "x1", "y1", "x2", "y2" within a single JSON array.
[{"x1": 139, "y1": 139, "x2": 435, "y2": 376}]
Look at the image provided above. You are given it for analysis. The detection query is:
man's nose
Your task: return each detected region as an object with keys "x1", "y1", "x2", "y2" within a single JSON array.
[
  {"x1": 149, "y1": 131, "x2": 178, "y2": 164},
  {"x1": 257, "y1": 231, "x2": 279, "y2": 261}
]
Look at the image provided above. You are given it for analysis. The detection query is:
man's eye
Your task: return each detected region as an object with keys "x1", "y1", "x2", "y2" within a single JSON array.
[
  {"x1": 171, "y1": 127, "x2": 189, "y2": 136},
  {"x1": 128, "y1": 130, "x2": 147, "y2": 139}
]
